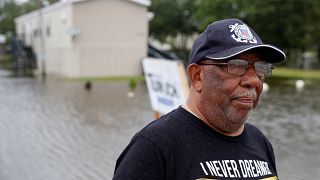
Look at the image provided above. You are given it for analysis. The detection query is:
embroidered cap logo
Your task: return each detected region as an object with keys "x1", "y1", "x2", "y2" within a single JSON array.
[{"x1": 229, "y1": 23, "x2": 257, "y2": 44}]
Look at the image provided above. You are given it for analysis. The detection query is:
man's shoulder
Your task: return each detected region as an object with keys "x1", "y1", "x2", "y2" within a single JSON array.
[
  {"x1": 139, "y1": 108, "x2": 183, "y2": 138},
  {"x1": 245, "y1": 123, "x2": 272, "y2": 144},
  {"x1": 124, "y1": 108, "x2": 187, "y2": 156},
  {"x1": 246, "y1": 123, "x2": 264, "y2": 134},
  {"x1": 113, "y1": 108, "x2": 189, "y2": 179}
]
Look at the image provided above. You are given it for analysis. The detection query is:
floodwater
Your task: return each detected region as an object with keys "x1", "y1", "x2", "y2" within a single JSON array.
[{"x1": 0, "y1": 69, "x2": 319, "y2": 180}]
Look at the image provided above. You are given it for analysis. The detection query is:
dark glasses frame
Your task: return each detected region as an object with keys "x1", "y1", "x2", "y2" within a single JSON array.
[{"x1": 198, "y1": 59, "x2": 274, "y2": 78}]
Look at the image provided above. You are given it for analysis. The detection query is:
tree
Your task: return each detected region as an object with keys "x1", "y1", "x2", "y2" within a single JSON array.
[
  {"x1": 193, "y1": 0, "x2": 320, "y2": 68},
  {"x1": 193, "y1": 0, "x2": 241, "y2": 31},
  {"x1": 0, "y1": 1, "x2": 23, "y2": 34},
  {"x1": 149, "y1": 0, "x2": 198, "y2": 60},
  {"x1": 235, "y1": 0, "x2": 320, "y2": 68},
  {"x1": 0, "y1": 0, "x2": 59, "y2": 34}
]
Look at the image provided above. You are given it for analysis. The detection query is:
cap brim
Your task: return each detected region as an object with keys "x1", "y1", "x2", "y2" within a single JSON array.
[{"x1": 205, "y1": 45, "x2": 286, "y2": 63}]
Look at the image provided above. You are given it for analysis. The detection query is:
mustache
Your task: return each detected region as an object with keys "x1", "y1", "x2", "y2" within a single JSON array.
[{"x1": 232, "y1": 89, "x2": 257, "y2": 99}]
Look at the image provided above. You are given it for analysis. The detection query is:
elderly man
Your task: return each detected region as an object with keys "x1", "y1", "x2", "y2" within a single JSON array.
[{"x1": 113, "y1": 19, "x2": 285, "y2": 180}]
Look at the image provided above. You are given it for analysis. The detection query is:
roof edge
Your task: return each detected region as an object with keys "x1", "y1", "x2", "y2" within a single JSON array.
[
  {"x1": 72, "y1": 0, "x2": 150, "y2": 6},
  {"x1": 129, "y1": 0, "x2": 151, "y2": 7},
  {"x1": 15, "y1": 0, "x2": 150, "y2": 23}
]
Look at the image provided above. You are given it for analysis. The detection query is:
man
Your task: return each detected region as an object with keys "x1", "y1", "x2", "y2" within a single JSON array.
[{"x1": 113, "y1": 19, "x2": 285, "y2": 180}]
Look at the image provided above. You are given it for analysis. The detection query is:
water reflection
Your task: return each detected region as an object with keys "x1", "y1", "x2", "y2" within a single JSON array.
[
  {"x1": 0, "y1": 69, "x2": 319, "y2": 179},
  {"x1": 252, "y1": 81, "x2": 320, "y2": 179}
]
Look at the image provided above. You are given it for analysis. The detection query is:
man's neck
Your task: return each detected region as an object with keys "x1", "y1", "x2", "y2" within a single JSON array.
[{"x1": 182, "y1": 103, "x2": 244, "y2": 137}]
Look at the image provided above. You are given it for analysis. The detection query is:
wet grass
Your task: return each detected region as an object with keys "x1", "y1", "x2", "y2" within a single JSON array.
[
  {"x1": 1, "y1": 55, "x2": 12, "y2": 69},
  {"x1": 71, "y1": 75, "x2": 145, "y2": 82},
  {"x1": 272, "y1": 67, "x2": 320, "y2": 81}
]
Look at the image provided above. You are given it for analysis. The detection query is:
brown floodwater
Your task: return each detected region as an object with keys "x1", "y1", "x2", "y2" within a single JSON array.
[{"x1": 0, "y1": 69, "x2": 319, "y2": 179}]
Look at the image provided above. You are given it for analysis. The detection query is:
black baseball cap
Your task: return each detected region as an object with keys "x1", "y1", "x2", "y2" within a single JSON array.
[{"x1": 189, "y1": 19, "x2": 286, "y2": 64}]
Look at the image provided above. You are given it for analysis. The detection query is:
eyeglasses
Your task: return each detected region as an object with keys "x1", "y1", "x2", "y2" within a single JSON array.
[{"x1": 199, "y1": 59, "x2": 274, "y2": 77}]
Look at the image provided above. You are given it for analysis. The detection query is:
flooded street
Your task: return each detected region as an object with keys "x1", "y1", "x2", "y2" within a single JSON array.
[{"x1": 0, "y1": 69, "x2": 319, "y2": 180}]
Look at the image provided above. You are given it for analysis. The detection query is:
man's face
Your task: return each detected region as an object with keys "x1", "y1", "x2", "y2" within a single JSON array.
[{"x1": 198, "y1": 52, "x2": 264, "y2": 134}]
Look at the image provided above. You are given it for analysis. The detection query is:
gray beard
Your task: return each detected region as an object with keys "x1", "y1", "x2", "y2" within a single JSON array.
[{"x1": 199, "y1": 98, "x2": 253, "y2": 134}]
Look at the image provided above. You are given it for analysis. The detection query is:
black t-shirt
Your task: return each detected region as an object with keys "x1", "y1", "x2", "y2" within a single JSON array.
[{"x1": 113, "y1": 106, "x2": 278, "y2": 180}]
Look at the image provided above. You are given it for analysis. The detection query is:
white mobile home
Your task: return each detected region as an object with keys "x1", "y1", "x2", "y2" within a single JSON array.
[{"x1": 15, "y1": 0, "x2": 150, "y2": 78}]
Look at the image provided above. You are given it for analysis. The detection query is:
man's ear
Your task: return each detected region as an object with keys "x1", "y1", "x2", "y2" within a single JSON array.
[{"x1": 187, "y1": 64, "x2": 203, "y2": 93}]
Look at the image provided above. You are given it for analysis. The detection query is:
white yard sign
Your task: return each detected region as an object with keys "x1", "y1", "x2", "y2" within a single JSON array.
[{"x1": 142, "y1": 58, "x2": 189, "y2": 115}]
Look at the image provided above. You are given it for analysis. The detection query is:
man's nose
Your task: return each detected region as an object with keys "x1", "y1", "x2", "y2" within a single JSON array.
[{"x1": 240, "y1": 65, "x2": 262, "y2": 89}]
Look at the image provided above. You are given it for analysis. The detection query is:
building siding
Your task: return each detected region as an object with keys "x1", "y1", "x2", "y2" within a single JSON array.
[
  {"x1": 73, "y1": 0, "x2": 148, "y2": 77},
  {"x1": 15, "y1": 0, "x2": 149, "y2": 78}
]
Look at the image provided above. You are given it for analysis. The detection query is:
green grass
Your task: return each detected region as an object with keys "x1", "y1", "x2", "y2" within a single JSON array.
[
  {"x1": 69, "y1": 75, "x2": 145, "y2": 91},
  {"x1": 1, "y1": 55, "x2": 12, "y2": 69},
  {"x1": 272, "y1": 67, "x2": 320, "y2": 81},
  {"x1": 69, "y1": 75, "x2": 145, "y2": 82}
]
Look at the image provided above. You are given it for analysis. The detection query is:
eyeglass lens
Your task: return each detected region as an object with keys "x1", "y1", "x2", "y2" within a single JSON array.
[{"x1": 228, "y1": 59, "x2": 272, "y2": 77}]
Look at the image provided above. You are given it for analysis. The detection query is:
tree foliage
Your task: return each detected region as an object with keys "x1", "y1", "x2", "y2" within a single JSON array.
[
  {"x1": 149, "y1": 0, "x2": 197, "y2": 42},
  {"x1": 0, "y1": 1, "x2": 35, "y2": 33},
  {"x1": 149, "y1": 0, "x2": 198, "y2": 59},
  {"x1": 236, "y1": 0, "x2": 320, "y2": 66},
  {"x1": 149, "y1": 0, "x2": 320, "y2": 67},
  {"x1": 0, "y1": 0, "x2": 59, "y2": 34}
]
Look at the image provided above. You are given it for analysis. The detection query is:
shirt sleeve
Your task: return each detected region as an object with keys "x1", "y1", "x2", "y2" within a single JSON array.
[{"x1": 112, "y1": 135, "x2": 165, "y2": 180}]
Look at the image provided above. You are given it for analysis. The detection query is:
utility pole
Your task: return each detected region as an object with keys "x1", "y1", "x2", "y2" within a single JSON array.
[{"x1": 38, "y1": 0, "x2": 47, "y2": 78}]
